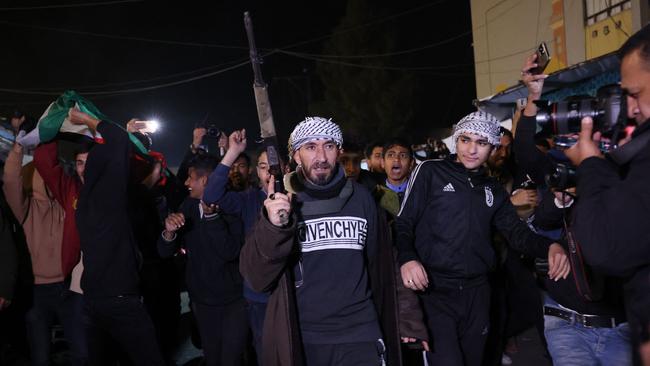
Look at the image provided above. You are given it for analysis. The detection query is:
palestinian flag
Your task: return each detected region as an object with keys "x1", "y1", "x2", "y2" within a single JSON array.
[{"x1": 18, "y1": 90, "x2": 148, "y2": 156}]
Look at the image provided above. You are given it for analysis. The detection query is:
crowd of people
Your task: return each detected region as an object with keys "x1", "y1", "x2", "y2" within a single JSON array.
[{"x1": 0, "y1": 23, "x2": 649, "y2": 366}]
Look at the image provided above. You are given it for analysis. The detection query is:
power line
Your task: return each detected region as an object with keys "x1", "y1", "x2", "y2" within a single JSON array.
[
  {"x1": 0, "y1": 52, "x2": 277, "y2": 96},
  {"x1": 24, "y1": 56, "x2": 250, "y2": 91},
  {"x1": 277, "y1": 0, "x2": 449, "y2": 50},
  {"x1": 0, "y1": 0, "x2": 143, "y2": 11},
  {"x1": 0, "y1": 2, "x2": 447, "y2": 52},
  {"x1": 0, "y1": 21, "x2": 250, "y2": 50},
  {"x1": 279, "y1": 51, "x2": 472, "y2": 75},
  {"x1": 283, "y1": 31, "x2": 471, "y2": 59}
]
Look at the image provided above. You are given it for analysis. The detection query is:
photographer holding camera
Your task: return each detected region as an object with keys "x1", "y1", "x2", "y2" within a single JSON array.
[
  {"x1": 516, "y1": 54, "x2": 632, "y2": 365},
  {"x1": 565, "y1": 25, "x2": 650, "y2": 364}
]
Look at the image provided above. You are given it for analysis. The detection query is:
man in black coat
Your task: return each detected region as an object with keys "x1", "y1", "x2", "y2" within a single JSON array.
[{"x1": 566, "y1": 24, "x2": 650, "y2": 364}]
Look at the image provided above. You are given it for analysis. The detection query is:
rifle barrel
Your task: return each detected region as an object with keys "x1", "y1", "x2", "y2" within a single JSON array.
[{"x1": 244, "y1": 11, "x2": 265, "y2": 87}]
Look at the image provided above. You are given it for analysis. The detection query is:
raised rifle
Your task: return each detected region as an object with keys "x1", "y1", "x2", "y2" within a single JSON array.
[{"x1": 244, "y1": 11, "x2": 288, "y2": 223}]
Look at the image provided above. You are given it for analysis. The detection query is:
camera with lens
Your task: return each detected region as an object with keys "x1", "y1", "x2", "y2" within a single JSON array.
[
  {"x1": 534, "y1": 84, "x2": 623, "y2": 144},
  {"x1": 534, "y1": 85, "x2": 626, "y2": 191},
  {"x1": 206, "y1": 124, "x2": 221, "y2": 138},
  {"x1": 195, "y1": 121, "x2": 222, "y2": 138},
  {"x1": 545, "y1": 163, "x2": 576, "y2": 191}
]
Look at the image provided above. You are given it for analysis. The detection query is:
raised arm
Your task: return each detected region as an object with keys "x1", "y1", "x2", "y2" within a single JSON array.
[{"x1": 203, "y1": 129, "x2": 247, "y2": 214}]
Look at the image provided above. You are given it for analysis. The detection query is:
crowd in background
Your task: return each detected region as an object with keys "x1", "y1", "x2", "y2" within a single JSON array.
[{"x1": 0, "y1": 23, "x2": 649, "y2": 366}]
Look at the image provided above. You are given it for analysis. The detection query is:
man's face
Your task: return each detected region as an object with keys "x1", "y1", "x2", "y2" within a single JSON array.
[
  {"x1": 621, "y1": 49, "x2": 650, "y2": 125},
  {"x1": 368, "y1": 146, "x2": 383, "y2": 173},
  {"x1": 75, "y1": 152, "x2": 88, "y2": 184},
  {"x1": 256, "y1": 151, "x2": 271, "y2": 190},
  {"x1": 294, "y1": 140, "x2": 340, "y2": 185},
  {"x1": 185, "y1": 167, "x2": 207, "y2": 199},
  {"x1": 339, "y1": 151, "x2": 362, "y2": 181},
  {"x1": 455, "y1": 133, "x2": 494, "y2": 171},
  {"x1": 229, "y1": 156, "x2": 251, "y2": 191},
  {"x1": 487, "y1": 135, "x2": 512, "y2": 169},
  {"x1": 381, "y1": 145, "x2": 412, "y2": 184}
]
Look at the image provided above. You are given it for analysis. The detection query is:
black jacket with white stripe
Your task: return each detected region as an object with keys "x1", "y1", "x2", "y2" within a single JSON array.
[{"x1": 395, "y1": 157, "x2": 552, "y2": 290}]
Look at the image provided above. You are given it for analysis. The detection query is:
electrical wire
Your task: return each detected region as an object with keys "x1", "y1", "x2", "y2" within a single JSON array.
[
  {"x1": 24, "y1": 56, "x2": 250, "y2": 91},
  {"x1": 282, "y1": 31, "x2": 471, "y2": 59},
  {"x1": 0, "y1": 54, "x2": 265, "y2": 96},
  {"x1": 260, "y1": 0, "x2": 449, "y2": 50},
  {"x1": 0, "y1": 0, "x2": 143, "y2": 11},
  {"x1": 279, "y1": 51, "x2": 472, "y2": 75},
  {"x1": 0, "y1": 21, "x2": 250, "y2": 50}
]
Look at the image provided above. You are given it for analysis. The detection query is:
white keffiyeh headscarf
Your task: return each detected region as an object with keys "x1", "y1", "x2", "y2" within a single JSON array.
[
  {"x1": 450, "y1": 111, "x2": 501, "y2": 153},
  {"x1": 288, "y1": 116, "x2": 343, "y2": 155}
]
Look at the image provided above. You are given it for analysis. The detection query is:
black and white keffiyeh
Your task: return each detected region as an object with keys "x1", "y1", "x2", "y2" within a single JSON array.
[
  {"x1": 288, "y1": 116, "x2": 343, "y2": 154},
  {"x1": 450, "y1": 111, "x2": 501, "y2": 153}
]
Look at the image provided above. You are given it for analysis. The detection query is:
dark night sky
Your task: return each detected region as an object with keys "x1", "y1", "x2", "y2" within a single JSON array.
[{"x1": 0, "y1": 0, "x2": 476, "y2": 167}]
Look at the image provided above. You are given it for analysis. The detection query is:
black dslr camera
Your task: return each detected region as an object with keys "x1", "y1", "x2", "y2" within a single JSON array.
[
  {"x1": 206, "y1": 124, "x2": 221, "y2": 138},
  {"x1": 534, "y1": 84, "x2": 622, "y2": 139},
  {"x1": 535, "y1": 85, "x2": 627, "y2": 191},
  {"x1": 195, "y1": 121, "x2": 222, "y2": 138}
]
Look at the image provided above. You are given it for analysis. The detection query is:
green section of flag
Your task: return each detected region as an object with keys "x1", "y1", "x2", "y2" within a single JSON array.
[{"x1": 38, "y1": 90, "x2": 148, "y2": 156}]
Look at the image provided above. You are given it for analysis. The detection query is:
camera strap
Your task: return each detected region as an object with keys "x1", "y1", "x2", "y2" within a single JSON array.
[
  {"x1": 562, "y1": 207, "x2": 603, "y2": 302},
  {"x1": 608, "y1": 130, "x2": 650, "y2": 165}
]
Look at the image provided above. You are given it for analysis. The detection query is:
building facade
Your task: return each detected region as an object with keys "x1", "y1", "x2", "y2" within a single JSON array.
[{"x1": 471, "y1": 0, "x2": 649, "y2": 99}]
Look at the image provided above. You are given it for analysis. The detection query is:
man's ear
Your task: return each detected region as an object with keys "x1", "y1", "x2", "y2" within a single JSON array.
[
  {"x1": 200, "y1": 175, "x2": 209, "y2": 186},
  {"x1": 293, "y1": 151, "x2": 302, "y2": 166}
]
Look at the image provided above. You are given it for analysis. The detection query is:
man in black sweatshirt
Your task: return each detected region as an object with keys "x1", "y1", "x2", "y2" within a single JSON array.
[
  {"x1": 158, "y1": 154, "x2": 247, "y2": 366},
  {"x1": 69, "y1": 109, "x2": 165, "y2": 365},
  {"x1": 396, "y1": 111, "x2": 571, "y2": 366},
  {"x1": 240, "y1": 117, "x2": 397, "y2": 366}
]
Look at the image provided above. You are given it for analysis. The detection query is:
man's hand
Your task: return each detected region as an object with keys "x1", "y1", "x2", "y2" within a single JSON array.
[
  {"x1": 218, "y1": 131, "x2": 229, "y2": 152},
  {"x1": 164, "y1": 213, "x2": 185, "y2": 233},
  {"x1": 400, "y1": 260, "x2": 429, "y2": 291},
  {"x1": 68, "y1": 108, "x2": 100, "y2": 131},
  {"x1": 264, "y1": 175, "x2": 291, "y2": 227},
  {"x1": 547, "y1": 243, "x2": 571, "y2": 281},
  {"x1": 200, "y1": 201, "x2": 218, "y2": 216},
  {"x1": 565, "y1": 117, "x2": 604, "y2": 166},
  {"x1": 220, "y1": 129, "x2": 247, "y2": 167},
  {"x1": 521, "y1": 53, "x2": 548, "y2": 116},
  {"x1": 126, "y1": 119, "x2": 139, "y2": 133},
  {"x1": 553, "y1": 188, "x2": 575, "y2": 207},
  {"x1": 510, "y1": 189, "x2": 538, "y2": 207},
  {"x1": 228, "y1": 129, "x2": 247, "y2": 155},
  {"x1": 0, "y1": 297, "x2": 11, "y2": 311},
  {"x1": 400, "y1": 337, "x2": 430, "y2": 352},
  {"x1": 192, "y1": 127, "x2": 207, "y2": 148}
]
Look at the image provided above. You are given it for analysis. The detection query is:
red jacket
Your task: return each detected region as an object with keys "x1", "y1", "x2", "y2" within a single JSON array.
[{"x1": 33, "y1": 142, "x2": 82, "y2": 277}]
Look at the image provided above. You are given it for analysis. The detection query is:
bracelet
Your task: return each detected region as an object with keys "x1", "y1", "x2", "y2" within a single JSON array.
[{"x1": 161, "y1": 230, "x2": 177, "y2": 242}]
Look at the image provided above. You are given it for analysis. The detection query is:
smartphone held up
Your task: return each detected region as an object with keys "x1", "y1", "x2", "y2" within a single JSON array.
[{"x1": 530, "y1": 41, "x2": 550, "y2": 75}]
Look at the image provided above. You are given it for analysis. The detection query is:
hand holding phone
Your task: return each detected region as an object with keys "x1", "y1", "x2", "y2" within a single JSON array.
[{"x1": 530, "y1": 42, "x2": 551, "y2": 75}]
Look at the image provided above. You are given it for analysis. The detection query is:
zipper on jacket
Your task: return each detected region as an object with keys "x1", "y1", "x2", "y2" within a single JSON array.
[
  {"x1": 464, "y1": 175, "x2": 473, "y2": 284},
  {"x1": 467, "y1": 176, "x2": 474, "y2": 188}
]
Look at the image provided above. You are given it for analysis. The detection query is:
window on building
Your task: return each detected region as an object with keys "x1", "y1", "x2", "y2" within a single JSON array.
[{"x1": 584, "y1": 0, "x2": 632, "y2": 25}]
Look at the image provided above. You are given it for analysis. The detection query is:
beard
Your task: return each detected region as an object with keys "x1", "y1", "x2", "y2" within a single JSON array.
[
  {"x1": 305, "y1": 161, "x2": 334, "y2": 185},
  {"x1": 228, "y1": 172, "x2": 247, "y2": 191}
]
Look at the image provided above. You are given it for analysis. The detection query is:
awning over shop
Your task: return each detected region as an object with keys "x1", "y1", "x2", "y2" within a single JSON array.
[{"x1": 475, "y1": 52, "x2": 621, "y2": 121}]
